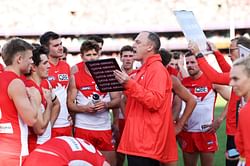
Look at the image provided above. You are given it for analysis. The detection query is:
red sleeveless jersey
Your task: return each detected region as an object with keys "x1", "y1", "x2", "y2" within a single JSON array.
[{"x1": 0, "y1": 71, "x2": 29, "y2": 165}]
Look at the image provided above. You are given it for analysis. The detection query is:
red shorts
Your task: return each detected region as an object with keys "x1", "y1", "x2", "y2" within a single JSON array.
[
  {"x1": 74, "y1": 127, "x2": 114, "y2": 151},
  {"x1": 51, "y1": 126, "x2": 72, "y2": 138},
  {"x1": 178, "y1": 131, "x2": 218, "y2": 153}
]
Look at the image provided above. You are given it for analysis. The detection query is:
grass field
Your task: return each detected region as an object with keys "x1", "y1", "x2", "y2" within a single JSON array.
[{"x1": 123, "y1": 95, "x2": 227, "y2": 166}]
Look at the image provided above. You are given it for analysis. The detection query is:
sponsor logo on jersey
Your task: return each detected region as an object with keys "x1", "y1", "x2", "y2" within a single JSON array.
[
  {"x1": 58, "y1": 136, "x2": 82, "y2": 151},
  {"x1": 80, "y1": 86, "x2": 92, "y2": 91},
  {"x1": 58, "y1": 74, "x2": 69, "y2": 81},
  {"x1": 207, "y1": 140, "x2": 214, "y2": 145},
  {"x1": 195, "y1": 86, "x2": 208, "y2": 93},
  {"x1": 0, "y1": 123, "x2": 14, "y2": 134},
  {"x1": 47, "y1": 76, "x2": 56, "y2": 81}
]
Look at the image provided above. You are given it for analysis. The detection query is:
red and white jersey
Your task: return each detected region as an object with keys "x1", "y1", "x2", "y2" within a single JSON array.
[
  {"x1": 47, "y1": 61, "x2": 70, "y2": 128},
  {"x1": 74, "y1": 62, "x2": 111, "y2": 130},
  {"x1": 23, "y1": 136, "x2": 106, "y2": 166},
  {"x1": 25, "y1": 79, "x2": 51, "y2": 152},
  {"x1": 182, "y1": 73, "x2": 217, "y2": 132},
  {"x1": 0, "y1": 71, "x2": 29, "y2": 158}
]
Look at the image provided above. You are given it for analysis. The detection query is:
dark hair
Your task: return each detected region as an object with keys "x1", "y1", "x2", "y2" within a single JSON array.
[
  {"x1": 120, "y1": 45, "x2": 134, "y2": 56},
  {"x1": 87, "y1": 35, "x2": 104, "y2": 45},
  {"x1": 2, "y1": 38, "x2": 33, "y2": 66},
  {"x1": 80, "y1": 40, "x2": 100, "y2": 54},
  {"x1": 147, "y1": 32, "x2": 161, "y2": 53},
  {"x1": 172, "y1": 51, "x2": 181, "y2": 59},
  {"x1": 63, "y1": 46, "x2": 68, "y2": 54},
  {"x1": 40, "y1": 31, "x2": 60, "y2": 47},
  {"x1": 184, "y1": 51, "x2": 194, "y2": 57},
  {"x1": 159, "y1": 48, "x2": 172, "y2": 66},
  {"x1": 32, "y1": 43, "x2": 41, "y2": 48},
  {"x1": 32, "y1": 46, "x2": 49, "y2": 66},
  {"x1": 237, "y1": 36, "x2": 250, "y2": 49}
]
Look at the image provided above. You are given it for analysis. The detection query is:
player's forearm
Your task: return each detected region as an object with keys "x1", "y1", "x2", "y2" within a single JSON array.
[
  {"x1": 50, "y1": 99, "x2": 60, "y2": 126},
  {"x1": 214, "y1": 50, "x2": 231, "y2": 72},
  {"x1": 178, "y1": 98, "x2": 196, "y2": 127},
  {"x1": 218, "y1": 102, "x2": 228, "y2": 122},
  {"x1": 105, "y1": 98, "x2": 121, "y2": 109},
  {"x1": 68, "y1": 102, "x2": 88, "y2": 113}
]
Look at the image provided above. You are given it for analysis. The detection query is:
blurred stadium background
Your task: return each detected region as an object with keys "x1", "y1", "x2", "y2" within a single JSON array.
[{"x1": 0, "y1": 0, "x2": 249, "y2": 54}]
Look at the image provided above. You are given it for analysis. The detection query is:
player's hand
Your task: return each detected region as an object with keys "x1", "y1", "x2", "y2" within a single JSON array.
[
  {"x1": 67, "y1": 115, "x2": 73, "y2": 126},
  {"x1": 42, "y1": 88, "x2": 52, "y2": 105},
  {"x1": 203, "y1": 119, "x2": 222, "y2": 133},
  {"x1": 83, "y1": 103, "x2": 96, "y2": 113},
  {"x1": 188, "y1": 40, "x2": 200, "y2": 55},
  {"x1": 207, "y1": 41, "x2": 217, "y2": 51},
  {"x1": 174, "y1": 121, "x2": 184, "y2": 135},
  {"x1": 94, "y1": 101, "x2": 106, "y2": 112}
]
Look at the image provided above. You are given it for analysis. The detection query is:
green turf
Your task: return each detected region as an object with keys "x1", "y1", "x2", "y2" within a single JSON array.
[{"x1": 123, "y1": 96, "x2": 227, "y2": 166}]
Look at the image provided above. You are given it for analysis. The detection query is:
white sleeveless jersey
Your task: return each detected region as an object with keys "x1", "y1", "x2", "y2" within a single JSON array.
[
  {"x1": 75, "y1": 92, "x2": 111, "y2": 130},
  {"x1": 182, "y1": 74, "x2": 217, "y2": 132},
  {"x1": 74, "y1": 62, "x2": 112, "y2": 130},
  {"x1": 47, "y1": 61, "x2": 71, "y2": 128}
]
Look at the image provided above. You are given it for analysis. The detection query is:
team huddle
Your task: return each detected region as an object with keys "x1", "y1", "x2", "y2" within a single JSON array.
[{"x1": 0, "y1": 31, "x2": 250, "y2": 166}]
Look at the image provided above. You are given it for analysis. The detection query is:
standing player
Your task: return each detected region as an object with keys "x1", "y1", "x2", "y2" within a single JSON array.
[
  {"x1": 159, "y1": 49, "x2": 197, "y2": 135},
  {"x1": 67, "y1": 40, "x2": 120, "y2": 166},
  {"x1": 189, "y1": 37, "x2": 250, "y2": 165},
  {"x1": 230, "y1": 56, "x2": 250, "y2": 165},
  {"x1": 25, "y1": 46, "x2": 60, "y2": 152},
  {"x1": 0, "y1": 38, "x2": 39, "y2": 165},
  {"x1": 179, "y1": 51, "x2": 230, "y2": 166},
  {"x1": 40, "y1": 31, "x2": 72, "y2": 137}
]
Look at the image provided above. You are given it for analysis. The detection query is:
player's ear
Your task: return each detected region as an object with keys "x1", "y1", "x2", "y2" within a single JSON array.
[
  {"x1": 16, "y1": 53, "x2": 23, "y2": 64},
  {"x1": 30, "y1": 64, "x2": 36, "y2": 72}
]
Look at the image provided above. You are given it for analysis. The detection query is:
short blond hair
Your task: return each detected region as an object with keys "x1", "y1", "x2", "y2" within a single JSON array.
[{"x1": 233, "y1": 56, "x2": 250, "y2": 77}]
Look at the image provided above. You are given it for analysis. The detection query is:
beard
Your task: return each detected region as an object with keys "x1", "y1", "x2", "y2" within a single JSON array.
[
  {"x1": 188, "y1": 68, "x2": 199, "y2": 76},
  {"x1": 23, "y1": 67, "x2": 32, "y2": 76}
]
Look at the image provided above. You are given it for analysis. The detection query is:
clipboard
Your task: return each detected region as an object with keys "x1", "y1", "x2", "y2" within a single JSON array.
[
  {"x1": 85, "y1": 58, "x2": 124, "y2": 92},
  {"x1": 174, "y1": 10, "x2": 211, "y2": 54}
]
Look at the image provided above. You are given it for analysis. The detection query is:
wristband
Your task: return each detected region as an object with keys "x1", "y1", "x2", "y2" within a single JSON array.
[
  {"x1": 196, "y1": 53, "x2": 204, "y2": 59},
  {"x1": 52, "y1": 95, "x2": 57, "y2": 102}
]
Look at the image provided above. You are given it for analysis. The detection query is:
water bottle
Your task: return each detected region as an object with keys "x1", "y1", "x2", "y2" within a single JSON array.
[{"x1": 92, "y1": 93, "x2": 100, "y2": 105}]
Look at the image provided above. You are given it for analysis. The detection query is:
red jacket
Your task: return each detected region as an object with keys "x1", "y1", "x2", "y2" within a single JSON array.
[
  {"x1": 235, "y1": 101, "x2": 250, "y2": 165},
  {"x1": 118, "y1": 55, "x2": 177, "y2": 163}
]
